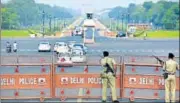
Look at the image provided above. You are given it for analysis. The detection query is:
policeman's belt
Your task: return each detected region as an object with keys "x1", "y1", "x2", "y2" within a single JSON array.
[{"x1": 167, "y1": 72, "x2": 176, "y2": 75}]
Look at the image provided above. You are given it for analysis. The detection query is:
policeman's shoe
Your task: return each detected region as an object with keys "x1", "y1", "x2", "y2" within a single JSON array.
[
  {"x1": 113, "y1": 100, "x2": 119, "y2": 103},
  {"x1": 102, "y1": 100, "x2": 106, "y2": 103}
]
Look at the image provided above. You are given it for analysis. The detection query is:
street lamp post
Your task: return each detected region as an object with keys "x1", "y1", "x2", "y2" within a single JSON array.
[
  {"x1": 42, "y1": 10, "x2": 45, "y2": 36},
  {"x1": 126, "y1": 13, "x2": 130, "y2": 32},
  {"x1": 122, "y1": 14, "x2": 124, "y2": 31},
  {"x1": 49, "y1": 15, "x2": 52, "y2": 32},
  {"x1": 54, "y1": 16, "x2": 56, "y2": 31}
]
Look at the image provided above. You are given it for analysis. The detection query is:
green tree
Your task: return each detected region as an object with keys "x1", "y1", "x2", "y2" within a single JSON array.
[{"x1": 1, "y1": 8, "x2": 19, "y2": 29}]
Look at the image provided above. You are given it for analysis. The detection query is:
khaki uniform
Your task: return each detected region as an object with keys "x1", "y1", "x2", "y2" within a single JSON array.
[
  {"x1": 163, "y1": 59, "x2": 179, "y2": 102},
  {"x1": 101, "y1": 57, "x2": 117, "y2": 101}
]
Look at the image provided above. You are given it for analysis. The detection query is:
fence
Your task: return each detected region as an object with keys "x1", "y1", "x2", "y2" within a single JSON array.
[{"x1": 0, "y1": 56, "x2": 179, "y2": 102}]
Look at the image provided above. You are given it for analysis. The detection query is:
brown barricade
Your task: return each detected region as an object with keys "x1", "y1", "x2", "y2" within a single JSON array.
[
  {"x1": 1, "y1": 55, "x2": 53, "y2": 64},
  {"x1": 53, "y1": 63, "x2": 121, "y2": 101},
  {"x1": 124, "y1": 55, "x2": 179, "y2": 64},
  {"x1": 0, "y1": 64, "x2": 52, "y2": 102},
  {"x1": 0, "y1": 56, "x2": 179, "y2": 102},
  {"x1": 122, "y1": 63, "x2": 179, "y2": 101}
]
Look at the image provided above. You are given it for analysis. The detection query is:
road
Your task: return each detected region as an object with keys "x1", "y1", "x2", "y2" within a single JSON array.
[{"x1": 1, "y1": 31, "x2": 179, "y2": 56}]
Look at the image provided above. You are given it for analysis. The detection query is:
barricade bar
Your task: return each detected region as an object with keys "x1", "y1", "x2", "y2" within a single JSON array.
[
  {"x1": 1, "y1": 63, "x2": 52, "y2": 66},
  {"x1": 125, "y1": 63, "x2": 162, "y2": 67},
  {"x1": 54, "y1": 63, "x2": 122, "y2": 66}
]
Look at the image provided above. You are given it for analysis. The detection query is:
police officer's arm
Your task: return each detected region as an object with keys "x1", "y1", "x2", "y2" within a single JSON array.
[
  {"x1": 100, "y1": 58, "x2": 105, "y2": 67},
  {"x1": 162, "y1": 62, "x2": 166, "y2": 71},
  {"x1": 176, "y1": 63, "x2": 179, "y2": 70}
]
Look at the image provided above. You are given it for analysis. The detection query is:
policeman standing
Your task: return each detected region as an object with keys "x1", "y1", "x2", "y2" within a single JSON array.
[
  {"x1": 162, "y1": 53, "x2": 179, "y2": 102},
  {"x1": 100, "y1": 51, "x2": 118, "y2": 103}
]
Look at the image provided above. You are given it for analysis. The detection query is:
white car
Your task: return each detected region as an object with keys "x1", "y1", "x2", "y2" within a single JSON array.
[
  {"x1": 54, "y1": 42, "x2": 61, "y2": 52},
  {"x1": 71, "y1": 49, "x2": 87, "y2": 63},
  {"x1": 38, "y1": 42, "x2": 51, "y2": 52},
  {"x1": 72, "y1": 43, "x2": 88, "y2": 54},
  {"x1": 57, "y1": 53, "x2": 73, "y2": 66},
  {"x1": 56, "y1": 42, "x2": 70, "y2": 54}
]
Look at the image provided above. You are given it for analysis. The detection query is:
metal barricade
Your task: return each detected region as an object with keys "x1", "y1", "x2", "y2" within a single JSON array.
[
  {"x1": 122, "y1": 63, "x2": 179, "y2": 101},
  {"x1": 0, "y1": 63, "x2": 52, "y2": 102},
  {"x1": 1, "y1": 55, "x2": 53, "y2": 64},
  {"x1": 53, "y1": 63, "x2": 121, "y2": 102},
  {"x1": 124, "y1": 55, "x2": 179, "y2": 64}
]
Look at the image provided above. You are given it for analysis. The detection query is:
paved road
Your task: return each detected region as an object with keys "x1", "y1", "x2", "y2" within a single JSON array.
[{"x1": 1, "y1": 30, "x2": 179, "y2": 56}]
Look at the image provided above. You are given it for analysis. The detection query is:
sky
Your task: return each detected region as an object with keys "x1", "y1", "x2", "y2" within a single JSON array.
[
  {"x1": 34, "y1": 0, "x2": 178, "y2": 11},
  {"x1": 2, "y1": 0, "x2": 179, "y2": 11}
]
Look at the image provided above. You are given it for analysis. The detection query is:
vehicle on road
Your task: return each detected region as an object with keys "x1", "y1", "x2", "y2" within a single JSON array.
[
  {"x1": 6, "y1": 42, "x2": 11, "y2": 53},
  {"x1": 56, "y1": 42, "x2": 70, "y2": 54},
  {"x1": 116, "y1": 31, "x2": 126, "y2": 37},
  {"x1": 73, "y1": 26, "x2": 83, "y2": 36},
  {"x1": 71, "y1": 49, "x2": 87, "y2": 63},
  {"x1": 57, "y1": 53, "x2": 73, "y2": 66},
  {"x1": 72, "y1": 43, "x2": 88, "y2": 54},
  {"x1": 68, "y1": 41, "x2": 76, "y2": 49},
  {"x1": 38, "y1": 42, "x2": 51, "y2": 52},
  {"x1": 54, "y1": 42, "x2": 64, "y2": 52}
]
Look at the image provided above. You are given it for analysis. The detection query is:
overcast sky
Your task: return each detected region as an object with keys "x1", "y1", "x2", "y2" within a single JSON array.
[{"x1": 2, "y1": 0, "x2": 178, "y2": 11}]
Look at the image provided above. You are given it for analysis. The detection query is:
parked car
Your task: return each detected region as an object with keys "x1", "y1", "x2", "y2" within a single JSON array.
[
  {"x1": 57, "y1": 53, "x2": 73, "y2": 67},
  {"x1": 116, "y1": 31, "x2": 126, "y2": 37},
  {"x1": 71, "y1": 49, "x2": 87, "y2": 63},
  {"x1": 38, "y1": 42, "x2": 51, "y2": 52}
]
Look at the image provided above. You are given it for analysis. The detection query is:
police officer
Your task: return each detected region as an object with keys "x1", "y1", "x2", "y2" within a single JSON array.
[
  {"x1": 162, "y1": 53, "x2": 179, "y2": 102},
  {"x1": 100, "y1": 51, "x2": 118, "y2": 103}
]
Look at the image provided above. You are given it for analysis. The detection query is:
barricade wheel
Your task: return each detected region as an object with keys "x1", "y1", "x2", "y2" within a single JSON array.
[
  {"x1": 129, "y1": 95, "x2": 134, "y2": 102},
  {"x1": 60, "y1": 96, "x2": 66, "y2": 101},
  {"x1": 40, "y1": 97, "x2": 45, "y2": 102}
]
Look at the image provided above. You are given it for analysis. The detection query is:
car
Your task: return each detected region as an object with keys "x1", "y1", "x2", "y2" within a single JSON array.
[
  {"x1": 57, "y1": 53, "x2": 73, "y2": 66},
  {"x1": 73, "y1": 26, "x2": 83, "y2": 36},
  {"x1": 54, "y1": 42, "x2": 62, "y2": 52},
  {"x1": 56, "y1": 42, "x2": 70, "y2": 54},
  {"x1": 38, "y1": 42, "x2": 51, "y2": 52},
  {"x1": 71, "y1": 49, "x2": 87, "y2": 63},
  {"x1": 72, "y1": 43, "x2": 88, "y2": 54},
  {"x1": 68, "y1": 41, "x2": 76, "y2": 49},
  {"x1": 116, "y1": 31, "x2": 126, "y2": 37}
]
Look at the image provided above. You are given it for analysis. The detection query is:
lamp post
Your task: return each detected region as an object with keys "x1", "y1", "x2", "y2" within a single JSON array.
[
  {"x1": 54, "y1": 16, "x2": 56, "y2": 31},
  {"x1": 42, "y1": 10, "x2": 45, "y2": 36},
  {"x1": 49, "y1": 15, "x2": 52, "y2": 32},
  {"x1": 122, "y1": 14, "x2": 124, "y2": 31}
]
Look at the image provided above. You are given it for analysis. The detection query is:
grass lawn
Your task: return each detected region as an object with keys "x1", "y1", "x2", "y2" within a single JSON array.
[
  {"x1": 1, "y1": 30, "x2": 30, "y2": 37},
  {"x1": 138, "y1": 30, "x2": 179, "y2": 38}
]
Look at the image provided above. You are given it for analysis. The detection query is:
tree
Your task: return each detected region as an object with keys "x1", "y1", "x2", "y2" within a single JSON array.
[
  {"x1": 1, "y1": 8, "x2": 19, "y2": 29},
  {"x1": 143, "y1": 1, "x2": 153, "y2": 12}
]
